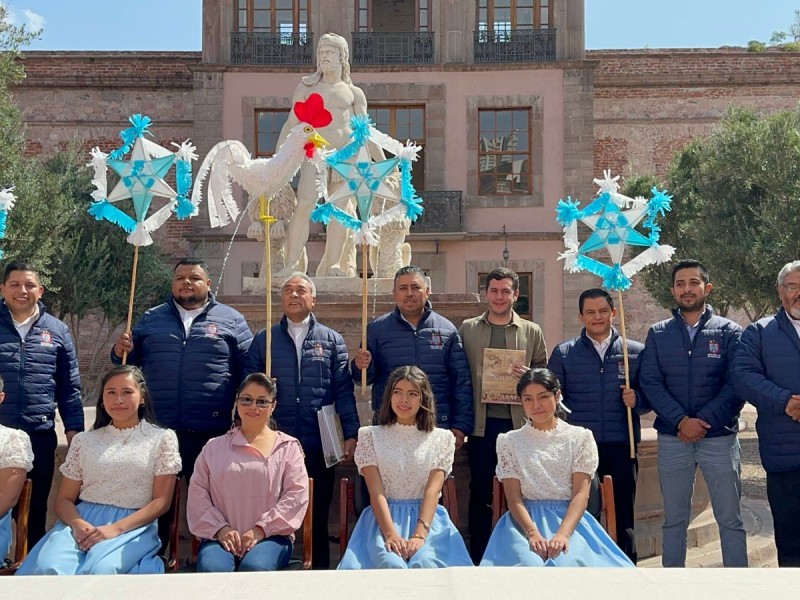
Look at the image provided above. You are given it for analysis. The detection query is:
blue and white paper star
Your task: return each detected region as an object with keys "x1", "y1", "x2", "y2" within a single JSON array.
[
  {"x1": 556, "y1": 170, "x2": 675, "y2": 290},
  {"x1": 311, "y1": 115, "x2": 423, "y2": 246}
]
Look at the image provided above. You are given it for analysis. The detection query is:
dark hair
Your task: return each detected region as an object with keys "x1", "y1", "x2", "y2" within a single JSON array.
[
  {"x1": 93, "y1": 365, "x2": 158, "y2": 430},
  {"x1": 517, "y1": 368, "x2": 568, "y2": 421},
  {"x1": 378, "y1": 366, "x2": 436, "y2": 432},
  {"x1": 671, "y1": 259, "x2": 710, "y2": 285},
  {"x1": 237, "y1": 372, "x2": 277, "y2": 398},
  {"x1": 3, "y1": 260, "x2": 41, "y2": 284},
  {"x1": 175, "y1": 257, "x2": 211, "y2": 278},
  {"x1": 517, "y1": 367, "x2": 562, "y2": 397},
  {"x1": 236, "y1": 372, "x2": 278, "y2": 430},
  {"x1": 485, "y1": 267, "x2": 519, "y2": 292},
  {"x1": 393, "y1": 265, "x2": 426, "y2": 285},
  {"x1": 578, "y1": 288, "x2": 614, "y2": 313}
]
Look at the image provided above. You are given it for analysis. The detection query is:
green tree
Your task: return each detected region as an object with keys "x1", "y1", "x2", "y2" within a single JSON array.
[{"x1": 637, "y1": 105, "x2": 800, "y2": 322}]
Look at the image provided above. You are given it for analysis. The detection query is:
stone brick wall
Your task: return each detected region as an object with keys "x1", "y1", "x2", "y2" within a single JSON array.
[{"x1": 591, "y1": 48, "x2": 800, "y2": 178}]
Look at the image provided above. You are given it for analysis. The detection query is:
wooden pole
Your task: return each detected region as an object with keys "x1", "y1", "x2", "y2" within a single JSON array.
[
  {"x1": 616, "y1": 289, "x2": 636, "y2": 459},
  {"x1": 361, "y1": 243, "x2": 368, "y2": 391},
  {"x1": 260, "y1": 195, "x2": 275, "y2": 375},
  {"x1": 121, "y1": 245, "x2": 140, "y2": 365}
]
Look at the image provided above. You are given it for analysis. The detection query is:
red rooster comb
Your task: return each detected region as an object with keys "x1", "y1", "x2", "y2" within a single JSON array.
[{"x1": 294, "y1": 93, "x2": 333, "y2": 129}]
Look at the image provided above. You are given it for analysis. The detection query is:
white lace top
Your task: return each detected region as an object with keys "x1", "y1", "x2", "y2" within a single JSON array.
[
  {"x1": 0, "y1": 424, "x2": 33, "y2": 471},
  {"x1": 496, "y1": 419, "x2": 598, "y2": 501},
  {"x1": 61, "y1": 421, "x2": 181, "y2": 509},
  {"x1": 355, "y1": 424, "x2": 454, "y2": 500}
]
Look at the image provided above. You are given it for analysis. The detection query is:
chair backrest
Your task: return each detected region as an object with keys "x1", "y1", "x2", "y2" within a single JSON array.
[
  {"x1": 0, "y1": 478, "x2": 32, "y2": 575},
  {"x1": 491, "y1": 474, "x2": 617, "y2": 541},
  {"x1": 339, "y1": 475, "x2": 460, "y2": 553}
]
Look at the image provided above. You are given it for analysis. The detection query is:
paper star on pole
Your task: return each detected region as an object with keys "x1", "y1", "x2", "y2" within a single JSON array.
[
  {"x1": 311, "y1": 114, "x2": 423, "y2": 246},
  {"x1": 556, "y1": 170, "x2": 675, "y2": 290},
  {"x1": 87, "y1": 113, "x2": 198, "y2": 246}
]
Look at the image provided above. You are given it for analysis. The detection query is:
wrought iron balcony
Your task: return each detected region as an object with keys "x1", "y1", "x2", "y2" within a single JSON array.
[
  {"x1": 352, "y1": 32, "x2": 435, "y2": 65},
  {"x1": 231, "y1": 31, "x2": 314, "y2": 65},
  {"x1": 473, "y1": 29, "x2": 556, "y2": 63},
  {"x1": 411, "y1": 191, "x2": 464, "y2": 233}
]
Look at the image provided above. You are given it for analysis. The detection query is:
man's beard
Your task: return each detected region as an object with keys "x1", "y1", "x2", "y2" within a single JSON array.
[
  {"x1": 677, "y1": 295, "x2": 705, "y2": 312},
  {"x1": 174, "y1": 292, "x2": 207, "y2": 309},
  {"x1": 789, "y1": 305, "x2": 800, "y2": 320}
]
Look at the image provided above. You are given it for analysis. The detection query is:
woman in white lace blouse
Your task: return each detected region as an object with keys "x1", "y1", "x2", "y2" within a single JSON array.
[
  {"x1": 17, "y1": 365, "x2": 181, "y2": 575},
  {"x1": 338, "y1": 365, "x2": 472, "y2": 569},
  {"x1": 0, "y1": 374, "x2": 34, "y2": 561},
  {"x1": 480, "y1": 368, "x2": 633, "y2": 567}
]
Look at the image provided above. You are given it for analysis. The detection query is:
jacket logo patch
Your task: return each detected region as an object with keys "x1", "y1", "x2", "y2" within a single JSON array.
[
  {"x1": 707, "y1": 339, "x2": 721, "y2": 359},
  {"x1": 618, "y1": 360, "x2": 626, "y2": 379},
  {"x1": 40, "y1": 329, "x2": 53, "y2": 347},
  {"x1": 206, "y1": 323, "x2": 218, "y2": 337},
  {"x1": 313, "y1": 343, "x2": 324, "y2": 357},
  {"x1": 430, "y1": 331, "x2": 443, "y2": 349}
]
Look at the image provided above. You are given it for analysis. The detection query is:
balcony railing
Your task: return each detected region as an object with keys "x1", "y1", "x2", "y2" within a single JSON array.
[
  {"x1": 352, "y1": 32, "x2": 435, "y2": 65},
  {"x1": 231, "y1": 31, "x2": 314, "y2": 65},
  {"x1": 473, "y1": 29, "x2": 556, "y2": 63},
  {"x1": 411, "y1": 191, "x2": 464, "y2": 233}
]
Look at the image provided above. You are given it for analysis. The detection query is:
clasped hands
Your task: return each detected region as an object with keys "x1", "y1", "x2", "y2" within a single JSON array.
[
  {"x1": 527, "y1": 529, "x2": 569, "y2": 560},
  {"x1": 70, "y1": 519, "x2": 122, "y2": 551},
  {"x1": 678, "y1": 417, "x2": 711, "y2": 442},
  {"x1": 216, "y1": 525, "x2": 266, "y2": 557},
  {"x1": 384, "y1": 531, "x2": 425, "y2": 561}
]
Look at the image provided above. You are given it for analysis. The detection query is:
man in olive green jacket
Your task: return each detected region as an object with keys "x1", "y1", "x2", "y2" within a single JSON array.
[{"x1": 458, "y1": 267, "x2": 547, "y2": 564}]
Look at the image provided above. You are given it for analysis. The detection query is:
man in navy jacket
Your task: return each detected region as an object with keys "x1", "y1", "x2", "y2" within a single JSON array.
[
  {"x1": 245, "y1": 272, "x2": 358, "y2": 569},
  {"x1": 352, "y1": 265, "x2": 473, "y2": 447},
  {"x1": 113, "y1": 257, "x2": 252, "y2": 549},
  {"x1": 640, "y1": 259, "x2": 746, "y2": 567},
  {"x1": 0, "y1": 260, "x2": 84, "y2": 546},
  {"x1": 548, "y1": 288, "x2": 647, "y2": 563},
  {"x1": 734, "y1": 260, "x2": 800, "y2": 567}
]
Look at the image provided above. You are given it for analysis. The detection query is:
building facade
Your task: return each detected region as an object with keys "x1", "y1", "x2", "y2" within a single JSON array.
[{"x1": 13, "y1": 2, "x2": 800, "y2": 345}]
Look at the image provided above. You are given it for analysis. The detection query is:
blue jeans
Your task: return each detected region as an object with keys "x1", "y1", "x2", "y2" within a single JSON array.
[
  {"x1": 196, "y1": 536, "x2": 292, "y2": 572},
  {"x1": 657, "y1": 433, "x2": 747, "y2": 567}
]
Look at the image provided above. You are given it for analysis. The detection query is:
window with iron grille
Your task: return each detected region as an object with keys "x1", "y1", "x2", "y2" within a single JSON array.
[
  {"x1": 236, "y1": 0, "x2": 309, "y2": 35},
  {"x1": 477, "y1": 0, "x2": 552, "y2": 33}
]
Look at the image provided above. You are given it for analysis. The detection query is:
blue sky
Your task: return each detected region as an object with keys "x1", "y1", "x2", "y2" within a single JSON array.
[{"x1": 4, "y1": 0, "x2": 800, "y2": 51}]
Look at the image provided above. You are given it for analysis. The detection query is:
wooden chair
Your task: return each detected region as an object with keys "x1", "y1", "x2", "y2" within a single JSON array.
[
  {"x1": 188, "y1": 477, "x2": 314, "y2": 571},
  {"x1": 339, "y1": 475, "x2": 460, "y2": 553},
  {"x1": 164, "y1": 477, "x2": 181, "y2": 572},
  {"x1": 491, "y1": 474, "x2": 617, "y2": 542},
  {"x1": 0, "y1": 479, "x2": 33, "y2": 575}
]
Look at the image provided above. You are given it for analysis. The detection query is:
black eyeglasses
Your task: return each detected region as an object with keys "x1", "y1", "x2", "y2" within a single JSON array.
[{"x1": 236, "y1": 395, "x2": 275, "y2": 408}]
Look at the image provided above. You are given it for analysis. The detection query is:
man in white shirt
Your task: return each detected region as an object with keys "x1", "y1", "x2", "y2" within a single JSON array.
[
  {"x1": 112, "y1": 257, "x2": 253, "y2": 552},
  {"x1": 547, "y1": 288, "x2": 646, "y2": 563},
  {"x1": 0, "y1": 260, "x2": 83, "y2": 547},
  {"x1": 244, "y1": 273, "x2": 359, "y2": 569}
]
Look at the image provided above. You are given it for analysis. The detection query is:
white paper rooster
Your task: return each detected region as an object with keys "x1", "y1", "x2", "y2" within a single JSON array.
[{"x1": 191, "y1": 93, "x2": 331, "y2": 227}]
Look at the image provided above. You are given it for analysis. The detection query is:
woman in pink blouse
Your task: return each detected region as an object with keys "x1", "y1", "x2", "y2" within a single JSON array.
[{"x1": 187, "y1": 372, "x2": 309, "y2": 572}]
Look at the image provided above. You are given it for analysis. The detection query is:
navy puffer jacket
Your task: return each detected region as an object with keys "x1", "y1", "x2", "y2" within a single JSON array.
[
  {"x1": 548, "y1": 328, "x2": 648, "y2": 445},
  {"x1": 112, "y1": 294, "x2": 253, "y2": 432},
  {"x1": 733, "y1": 309, "x2": 800, "y2": 473},
  {"x1": 244, "y1": 313, "x2": 359, "y2": 452},
  {"x1": 639, "y1": 306, "x2": 743, "y2": 438},
  {"x1": 351, "y1": 302, "x2": 474, "y2": 435},
  {"x1": 0, "y1": 301, "x2": 84, "y2": 433}
]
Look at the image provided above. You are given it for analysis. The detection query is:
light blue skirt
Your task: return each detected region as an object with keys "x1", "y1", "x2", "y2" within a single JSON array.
[
  {"x1": 480, "y1": 499, "x2": 634, "y2": 567},
  {"x1": 1, "y1": 508, "x2": 11, "y2": 560},
  {"x1": 16, "y1": 501, "x2": 164, "y2": 575},
  {"x1": 338, "y1": 499, "x2": 472, "y2": 569}
]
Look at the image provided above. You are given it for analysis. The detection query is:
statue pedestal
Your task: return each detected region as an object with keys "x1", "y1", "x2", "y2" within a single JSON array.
[{"x1": 243, "y1": 276, "x2": 397, "y2": 296}]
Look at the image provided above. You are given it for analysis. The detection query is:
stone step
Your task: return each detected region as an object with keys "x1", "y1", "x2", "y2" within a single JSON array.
[{"x1": 639, "y1": 498, "x2": 777, "y2": 568}]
